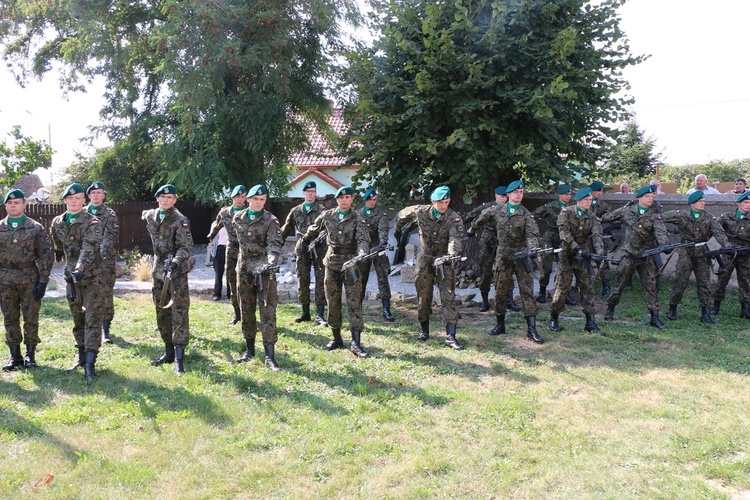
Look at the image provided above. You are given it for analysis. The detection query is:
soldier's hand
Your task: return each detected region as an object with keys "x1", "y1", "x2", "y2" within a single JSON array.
[
  {"x1": 662, "y1": 248, "x2": 673, "y2": 255},
  {"x1": 576, "y1": 247, "x2": 590, "y2": 259},
  {"x1": 377, "y1": 241, "x2": 388, "y2": 251},
  {"x1": 63, "y1": 270, "x2": 74, "y2": 284},
  {"x1": 168, "y1": 260, "x2": 179, "y2": 273},
  {"x1": 32, "y1": 282, "x2": 47, "y2": 301},
  {"x1": 394, "y1": 229, "x2": 402, "y2": 242},
  {"x1": 71, "y1": 269, "x2": 84, "y2": 282}
]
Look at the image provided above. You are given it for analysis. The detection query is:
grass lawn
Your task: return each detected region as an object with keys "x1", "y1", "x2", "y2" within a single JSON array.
[{"x1": 2, "y1": 282, "x2": 750, "y2": 498}]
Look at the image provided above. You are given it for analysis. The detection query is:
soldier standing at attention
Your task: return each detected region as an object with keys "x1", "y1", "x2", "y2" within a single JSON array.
[
  {"x1": 232, "y1": 185, "x2": 283, "y2": 369},
  {"x1": 589, "y1": 181, "x2": 613, "y2": 296},
  {"x1": 143, "y1": 185, "x2": 194, "y2": 375},
  {"x1": 302, "y1": 186, "x2": 370, "y2": 357},
  {"x1": 51, "y1": 183, "x2": 105, "y2": 382},
  {"x1": 0, "y1": 189, "x2": 53, "y2": 371},
  {"x1": 663, "y1": 191, "x2": 729, "y2": 323},
  {"x1": 603, "y1": 185, "x2": 669, "y2": 329},
  {"x1": 395, "y1": 186, "x2": 465, "y2": 350},
  {"x1": 471, "y1": 180, "x2": 543, "y2": 343},
  {"x1": 357, "y1": 188, "x2": 394, "y2": 321},
  {"x1": 85, "y1": 182, "x2": 119, "y2": 343},
  {"x1": 533, "y1": 185, "x2": 573, "y2": 303},
  {"x1": 549, "y1": 188, "x2": 606, "y2": 334},
  {"x1": 280, "y1": 181, "x2": 328, "y2": 325},
  {"x1": 712, "y1": 192, "x2": 750, "y2": 318},
  {"x1": 207, "y1": 185, "x2": 247, "y2": 324}
]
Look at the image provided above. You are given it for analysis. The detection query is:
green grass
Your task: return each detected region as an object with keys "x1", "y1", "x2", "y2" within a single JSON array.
[{"x1": 1, "y1": 280, "x2": 750, "y2": 498}]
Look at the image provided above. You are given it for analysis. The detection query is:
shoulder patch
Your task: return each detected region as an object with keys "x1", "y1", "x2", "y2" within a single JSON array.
[
  {"x1": 274, "y1": 220, "x2": 280, "y2": 225},
  {"x1": 561, "y1": 207, "x2": 567, "y2": 212},
  {"x1": 182, "y1": 223, "x2": 189, "y2": 228},
  {"x1": 712, "y1": 216, "x2": 717, "y2": 220},
  {"x1": 90, "y1": 219, "x2": 100, "y2": 225},
  {"x1": 111, "y1": 213, "x2": 117, "y2": 217},
  {"x1": 454, "y1": 218, "x2": 461, "y2": 222}
]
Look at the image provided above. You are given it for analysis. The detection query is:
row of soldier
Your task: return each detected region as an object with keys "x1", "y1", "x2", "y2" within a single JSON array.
[{"x1": 3, "y1": 177, "x2": 749, "y2": 380}]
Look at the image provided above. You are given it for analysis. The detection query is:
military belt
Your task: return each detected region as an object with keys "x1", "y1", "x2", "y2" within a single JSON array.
[
  {"x1": 331, "y1": 247, "x2": 355, "y2": 255},
  {"x1": 0, "y1": 262, "x2": 36, "y2": 270}
]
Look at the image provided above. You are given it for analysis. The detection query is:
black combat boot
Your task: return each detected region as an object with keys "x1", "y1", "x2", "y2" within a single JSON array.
[
  {"x1": 83, "y1": 350, "x2": 97, "y2": 382},
  {"x1": 536, "y1": 283, "x2": 548, "y2": 303},
  {"x1": 549, "y1": 312, "x2": 561, "y2": 332},
  {"x1": 445, "y1": 324, "x2": 463, "y2": 350},
  {"x1": 526, "y1": 316, "x2": 543, "y2": 344},
  {"x1": 2, "y1": 345, "x2": 23, "y2": 372},
  {"x1": 382, "y1": 300, "x2": 394, "y2": 322},
  {"x1": 314, "y1": 305, "x2": 329, "y2": 326},
  {"x1": 350, "y1": 331, "x2": 368, "y2": 358},
  {"x1": 151, "y1": 341, "x2": 175, "y2": 366},
  {"x1": 24, "y1": 344, "x2": 37, "y2": 369},
  {"x1": 649, "y1": 310, "x2": 667, "y2": 330},
  {"x1": 174, "y1": 346, "x2": 186, "y2": 375},
  {"x1": 601, "y1": 279, "x2": 611, "y2": 297},
  {"x1": 229, "y1": 303, "x2": 241, "y2": 325},
  {"x1": 479, "y1": 291, "x2": 490, "y2": 312},
  {"x1": 489, "y1": 314, "x2": 505, "y2": 335},
  {"x1": 325, "y1": 328, "x2": 344, "y2": 350},
  {"x1": 711, "y1": 300, "x2": 721, "y2": 316},
  {"x1": 667, "y1": 304, "x2": 678, "y2": 321},
  {"x1": 417, "y1": 320, "x2": 430, "y2": 341},
  {"x1": 102, "y1": 321, "x2": 112, "y2": 344},
  {"x1": 507, "y1": 290, "x2": 521, "y2": 312},
  {"x1": 237, "y1": 338, "x2": 255, "y2": 363},
  {"x1": 295, "y1": 303, "x2": 311, "y2": 323},
  {"x1": 264, "y1": 344, "x2": 280, "y2": 370},
  {"x1": 741, "y1": 302, "x2": 750, "y2": 319},
  {"x1": 604, "y1": 304, "x2": 615, "y2": 321},
  {"x1": 68, "y1": 345, "x2": 86, "y2": 371},
  {"x1": 584, "y1": 313, "x2": 604, "y2": 335},
  {"x1": 700, "y1": 306, "x2": 715, "y2": 324}
]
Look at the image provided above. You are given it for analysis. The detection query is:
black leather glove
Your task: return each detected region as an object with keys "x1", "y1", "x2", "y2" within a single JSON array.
[
  {"x1": 662, "y1": 248, "x2": 673, "y2": 255},
  {"x1": 394, "y1": 229, "x2": 402, "y2": 242},
  {"x1": 71, "y1": 269, "x2": 84, "y2": 282},
  {"x1": 378, "y1": 241, "x2": 388, "y2": 250},
  {"x1": 168, "y1": 260, "x2": 179, "y2": 273},
  {"x1": 63, "y1": 270, "x2": 74, "y2": 284},
  {"x1": 576, "y1": 247, "x2": 590, "y2": 259},
  {"x1": 32, "y1": 282, "x2": 47, "y2": 301}
]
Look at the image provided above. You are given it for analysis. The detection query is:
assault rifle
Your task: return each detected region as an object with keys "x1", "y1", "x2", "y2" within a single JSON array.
[
  {"x1": 255, "y1": 263, "x2": 280, "y2": 306},
  {"x1": 433, "y1": 254, "x2": 467, "y2": 280},
  {"x1": 64, "y1": 269, "x2": 84, "y2": 311},
  {"x1": 574, "y1": 251, "x2": 621, "y2": 275},
  {"x1": 341, "y1": 246, "x2": 394, "y2": 280},
  {"x1": 704, "y1": 246, "x2": 750, "y2": 269},
  {"x1": 159, "y1": 256, "x2": 175, "y2": 309},
  {"x1": 641, "y1": 242, "x2": 706, "y2": 268},
  {"x1": 307, "y1": 234, "x2": 327, "y2": 260},
  {"x1": 510, "y1": 247, "x2": 561, "y2": 274}
]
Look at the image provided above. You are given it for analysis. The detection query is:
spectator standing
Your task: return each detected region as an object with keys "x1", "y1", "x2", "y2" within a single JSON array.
[
  {"x1": 210, "y1": 223, "x2": 230, "y2": 301},
  {"x1": 620, "y1": 182, "x2": 631, "y2": 194},
  {"x1": 686, "y1": 174, "x2": 721, "y2": 195},
  {"x1": 725, "y1": 178, "x2": 748, "y2": 196}
]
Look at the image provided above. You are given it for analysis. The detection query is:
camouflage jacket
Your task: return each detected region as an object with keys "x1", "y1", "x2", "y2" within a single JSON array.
[
  {"x1": 533, "y1": 200, "x2": 567, "y2": 240},
  {"x1": 590, "y1": 198, "x2": 611, "y2": 219},
  {"x1": 358, "y1": 205, "x2": 390, "y2": 249},
  {"x1": 464, "y1": 201, "x2": 498, "y2": 243},
  {"x1": 0, "y1": 216, "x2": 53, "y2": 285},
  {"x1": 51, "y1": 211, "x2": 104, "y2": 277},
  {"x1": 142, "y1": 207, "x2": 194, "y2": 278},
  {"x1": 663, "y1": 209, "x2": 729, "y2": 248},
  {"x1": 717, "y1": 210, "x2": 750, "y2": 246},
  {"x1": 233, "y1": 209, "x2": 283, "y2": 274},
  {"x1": 280, "y1": 201, "x2": 327, "y2": 255},
  {"x1": 395, "y1": 205, "x2": 464, "y2": 259},
  {"x1": 602, "y1": 204, "x2": 668, "y2": 256},
  {"x1": 87, "y1": 203, "x2": 119, "y2": 261},
  {"x1": 207, "y1": 205, "x2": 244, "y2": 247},
  {"x1": 557, "y1": 207, "x2": 605, "y2": 257},
  {"x1": 302, "y1": 208, "x2": 370, "y2": 270},
  {"x1": 473, "y1": 204, "x2": 539, "y2": 259}
]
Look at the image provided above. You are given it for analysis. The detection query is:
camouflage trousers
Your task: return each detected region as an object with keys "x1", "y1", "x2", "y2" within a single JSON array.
[
  {"x1": 713, "y1": 254, "x2": 750, "y2": 304},
  {"x1": 68, "y1": 275, "x2": 105, "y2": 352},
  {"x1": 415, "y1": 256, "x2": 458, "y2": 325},
  {"x1": 551, "y1": 256, "x2": 596, "y2": 315},
  {"x1": 669, "y1": 249, "x2": 712, "y2": 307},
  {"x1": 0, "y1": 282, "x2": 41, "y2": 347},
  {"x1": 238, "y1": 271, "x2": 278, "y2": 346},
  {"x1": 478, "y1": 236, "x2": 498, "y2": 294},
  {"x1": 358, "y1": 254, "x2": 391, "y2": 302},
  {"x1": 324, "y1": 267, "x2": 363, "y2": 331},
  {"x1": 226, "y1": 244, "x2": 240, "y2": 316},
  {"x1": 539, "y1": 235, "x2": 561, "y2": 288},
  {"x1": 152, "y1": 273, "x2": 190, "y2": 346},
  {"x1": 607, "y1": 254, "x2": 659, "y2": 310},
  {"x1": 495, "y1": 255, "x2": 537, "y2": 317},
  {"x1": 296, "y1": 252, "x2": 326, "y2": 308},
  {"x1": 102, "y1": 258, "x2": 116, "y2": 324}
]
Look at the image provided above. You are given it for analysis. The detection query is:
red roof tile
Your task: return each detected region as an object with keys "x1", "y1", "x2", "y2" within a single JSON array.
[{"x1": 289, "y1": 108, "x2": 350, "y2": 168}]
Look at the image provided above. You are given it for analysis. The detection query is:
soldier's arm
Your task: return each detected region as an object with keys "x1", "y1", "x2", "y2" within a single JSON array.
[
  {"x1": 472, "y1": 205, "x2": 497, "y2": 230},
  {"x1": 77, "y1": 219, "x2": 103, "y2": 271},
  {"x1": 661, "y1": 210, "x2": 678, "y2": 222},
  {"x1": 172, "y1": 217, "x2": 194, "y2": 265},
  {"x1": 591, "y1": 219, "x2": 606, "y2": 255},
  {"x1": 377, "y1": 211, "x2": 390, "y2": 245},
  {"x1": 556, "y1": 210, "x2": 578, "y2": 250},
  {"x1": 447, "y1": 213, "x2": 465, "y2": 255},
  {"x1": 266, "y1": 217, "x2": 284, "y2": 265},
  {"x1": 50, "y1": 220, "x2": 65, "y2": 262},
  {"x1": 601, "y1": 206, "x2": 624, "y2": 224},
  {"x1": 35, "y1": 225, "x2": 54, "y2": 284},
  {"x1": 301, "y1": 212, "x2": 325, "y2": 245},
  {"x1": 355, "y1": 215, "x2": 371, "y2": 256},
  {"x1": 207, "y1": 210, "x2": 224, "y2": 240},
  {"x1": 279, "y1": 207, "x2": 296, "y2": 241},
  {"x1": 525, "y1": 213, "x2": 541, "y2": 250},
  {"x1": 710, "y1": 216, "x2": 730, "y2": 247},
  {"x1": 394, "y1": 205, "x2": 419, "y2": 232},
  {"x1": 101, "y1": 209, "x2": 119, "y2": 260},
  {"x1": 653, "y1": 216, "x2": 669, "y2": 247}
]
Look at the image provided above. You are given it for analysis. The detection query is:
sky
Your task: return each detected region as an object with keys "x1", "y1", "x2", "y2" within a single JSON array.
[{"x1": 1, "y1": 0, "x2": 749, "y2": 187}]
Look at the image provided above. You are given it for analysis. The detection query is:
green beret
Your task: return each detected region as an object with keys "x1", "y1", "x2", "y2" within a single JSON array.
[
  {"x1": 687, "y1": 190, "x2": 704, "y2": 205},
  {"x1": 589, "y1": 181, "x2": 604, "y2": 191},
  {"x1": 303, "y1": 181, "x2": 317, "y2": 191},
  {"x1": 363, "y1": 188, "x2": 377, "y2": 201},
  {"x1": 247, "y1": 184, "x2": 268, "y2": 197},
  {"x1": 154, "y1": 184, "x2": 177, "y2": 198},
  {"x1": 63, "y1": 183, "x2": 85, "y2": 199},
  {"x1": 574, "y1": 187, "x2": 592, "y2": 201},
  {"x1": 430, "y1": 186, "x2": 451, "y2": 201},
  {"x1": 494, "y1": 186, "x2": 507, "y2": 195},
  {"x1": 336, "y1": 186, "x2": 354, "y2": 198},
  {"x1": 3, "y1": 189, "x2": 25, "y2": 204},
  {"x1": 556, "y1": 185, "x2": 572, "y2": 195},
  {"x1": 635, "y1": 185, "x2": 656, "y2": 198},
  {"x1": 86, "y1": 182, "x2": 105, "y2": 194},
  {"x1": 230, "y1": 185, "x2": 247, "y2": 197},
  {"x1": 506, "y1": 180, "x2": 524, "y2": 193},
  {"x1": 737, "y1": 191, "x2": 750, "y2": 203}
]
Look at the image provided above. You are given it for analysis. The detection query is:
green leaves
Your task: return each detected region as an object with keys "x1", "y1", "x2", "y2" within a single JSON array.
[{"x1": 0, "y1": 126, "x2": 53, "y2": 189}]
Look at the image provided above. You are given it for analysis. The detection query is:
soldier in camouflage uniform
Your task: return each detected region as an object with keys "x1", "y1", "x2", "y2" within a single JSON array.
[
  {"x1": 0, "y1": 189, "x2": 53, "y2": 371},
  {"x1": 549, "y1": 188, "x2": 606, "y2": 335},
  {"x1": 533, "y1": 185, "x2": 573, "y2": 304},
  {"x1": 471, "y1": 180, "x2": 544, "y2": 343},
  {"x1": 590, "y1": 181, "x2": 613, "y2": 296},
  {"x1": 207, "y1": 185, "x2": 247, "y2": 324},
  {"x1": 395, "y1": 186, "x2": 465, "y2": 350},
  {"x1": 357, "y1": 188, "x2": 394, "y2": 321},
  {"x1": 603, "y1": 185, "x2": 669, "y2": 329},
  {"x1": 51, "y1": 183, "x2": 105, "y2": 382},
  {"x1": 302, "y1": 186, "x2": 371, "y2": 357},
  {"x1": 232, "y1": 185, "x2": 283, "y2": 370},
  {"x1": 85, "y1": 182, "x2": 119, "y2": 343},
  {"x1": 143, "y1": 184, "x2": 194, "y2": 375},
  {"x1": 663, "y1": 190, "x2": 729, "y2": 323},
  {"x1": 280, "y1": 180, "x2": 328, "y2": 325},
  {"x1": 712, "y1": 191, "x2": 750, "y2": 318}
]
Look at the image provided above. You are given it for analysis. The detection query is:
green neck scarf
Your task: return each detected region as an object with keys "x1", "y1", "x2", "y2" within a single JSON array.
[
  {"x1": 247, "y1": 209, "x2": 263, "y2": 221},
  {"x1": 432, "y1": 207, "x2": 442, "y2": 220},
  {"x1": 363, "y1": 206, "x2": 373, "y2": 218},
  {"x1": 737, "y1": 209, "x2": 747, "y2": 221},
  {"x1": 7, "y1": 215, "x2": 25, "y2": 229},
  {"x1": 691, "y1": 209, "x2": 702, "y2": 221},
  {"x1": 304, "y1": 202, "x2": 315, "y2": 213},
  {"x1": 576, "y1": 207, "x2": 587, "y2": 217},
  {"x1": 507, "y1": 203, "x2": 521, "y2": 215},
  {"x1": 337, "y1": 209, "x2": 351, "y2": 221},
  {"x1": 637, "y1": 204, "x2": 649, "y2": 216},
  {"x1": 88, "y1": 204, "x2": 103, "y2": 214}
]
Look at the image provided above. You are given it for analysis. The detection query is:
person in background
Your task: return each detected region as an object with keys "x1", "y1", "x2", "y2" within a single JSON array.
[
  {"x1": 725, "y1": 178, "x2": 748, "y2": 196},
  {"x1": 686, "y1": 174, "x2": 721, "y2": 195},
  {"x1": 650, "y1": 179, "x2": 665, "y2": 194},
  {"x1": 619, "y1": 182, "x2": 631, "y2": 195},
  {"x1": 209, "y1": 222, "x2": 230, "y2": 301}
]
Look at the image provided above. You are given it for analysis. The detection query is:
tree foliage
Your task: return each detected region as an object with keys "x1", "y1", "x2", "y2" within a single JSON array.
[
  {"x1": 602, "y1": 120, "x2": 662, "y2": 179},
  {"x1": 661, "y1": 159, "x2": 750, "y2": 194},
  {"x1": 0, "y1": 125, "x2": 52, "y2": 189},
  {"x1": 0, "y1": 0, "x2": 359, "y2": 201},
  {"x1": 338, "y1": 0, "x2": 643, "y2": 202}
]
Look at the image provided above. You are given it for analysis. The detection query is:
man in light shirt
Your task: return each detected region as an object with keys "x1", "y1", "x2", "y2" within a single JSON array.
[{"x1": 686, "y1": 174, "x2": 720, "y2": 195}]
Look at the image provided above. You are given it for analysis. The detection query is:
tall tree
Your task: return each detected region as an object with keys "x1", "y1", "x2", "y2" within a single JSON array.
[
  {"x1": 338, "y1": 0, "x2": 643, "y2": 202},
  {"x1": 606, "y1": 120, "x2": 662, "y2": 179},
  {"x1": 0, "y1": 0, "x2": 359, "y2": 201},
  {"x1": 0, "y1": 126, "x2": 52, "y2": 189}
]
